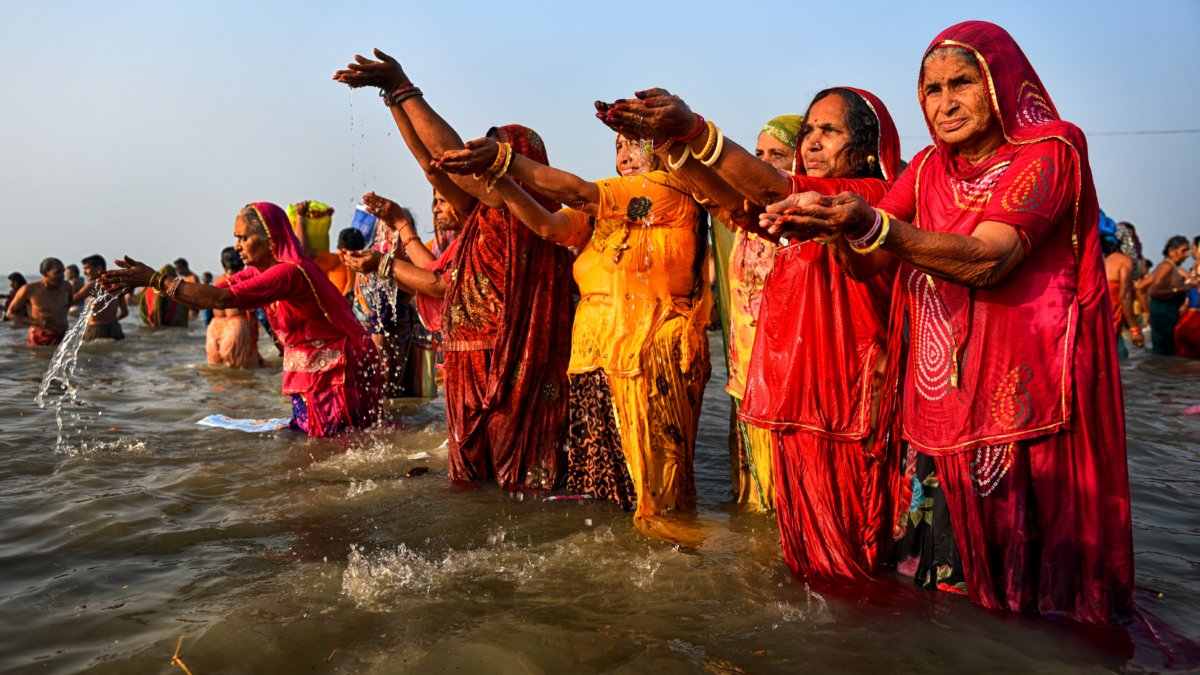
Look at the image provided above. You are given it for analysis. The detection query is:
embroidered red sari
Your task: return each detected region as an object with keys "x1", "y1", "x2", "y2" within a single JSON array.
[
  {"x1": 875, "y1": 21, "x2": 1132, "y2": 625},
  {"x1": 738, "y1": 88, "x2": 905, "y2": 582},
  {"x1": 438, "y1": 125, "x2": 574, "y2": 490},
  {"x1": 222, "y1": 202, "x2": 381, "y2": 437}
]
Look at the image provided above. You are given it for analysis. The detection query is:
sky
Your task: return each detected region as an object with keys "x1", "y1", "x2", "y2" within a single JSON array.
[{"x1": 1, "y1": 0, "x2": 1198, "y2": 277}]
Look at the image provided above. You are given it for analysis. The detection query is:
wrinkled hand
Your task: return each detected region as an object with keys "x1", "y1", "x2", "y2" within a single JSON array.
[
  {"x1": 596, "y1": 88, "x2": 697, "y2": 143},
  {"x1": 332, "y1": 48, "x2": 409, "y2": 91},
  {"x1": 362, "y1": 191, "x2": 408, "y2": 225},
  {"x1": 341, "y1": 248, "x2": 383, "y2": 274},
  {"x1": 760, "y1": 191, "x2": 874, "y2": 242},
  {"x1": 98, "y1": 256, "x2": 155, "y2": 293},
  {"x1": 432, "y1": 136, "x2": 501, "y2": 176}
]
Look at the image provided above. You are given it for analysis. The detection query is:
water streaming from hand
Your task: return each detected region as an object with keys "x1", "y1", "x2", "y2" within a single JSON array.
[{"x1": 34, "y1": 287, "x2": 118, "y2": 452}]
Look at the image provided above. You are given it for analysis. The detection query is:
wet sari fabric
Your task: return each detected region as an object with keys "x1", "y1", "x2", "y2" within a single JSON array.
[
  {"x1": 224, "y1": 202, "x2": 381, "y2": 437},
  {"x1": 876, "y1": 21, "x2": 1132, "y2": 624},
  {"x1": 438, "y1": 125, "x2": 574, "y2": 490},
  {"x1": 564, "y1": 170, "x2": 711, "y2": 534},
  {"x1": 737, "y1": 88, "x2": 904, "y2": 582}
]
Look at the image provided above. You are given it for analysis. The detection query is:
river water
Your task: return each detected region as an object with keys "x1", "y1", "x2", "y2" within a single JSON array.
[{"x1": 0, "y1": 318, "x2": 1196, "y2": 673}]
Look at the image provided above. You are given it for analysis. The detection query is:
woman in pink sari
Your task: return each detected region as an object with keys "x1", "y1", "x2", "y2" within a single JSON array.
[
  {"x1": 103, "y1": 202, "x2": 381, "y2": 438},
  {"x1": 768, "y1": 21, "x2": 1133, "y2": 625}
]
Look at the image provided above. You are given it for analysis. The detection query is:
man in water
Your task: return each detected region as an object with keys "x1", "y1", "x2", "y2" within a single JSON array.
[
  {"x1": 5, "y1": 257, "x2": 72, "y2": 346},
  {"x1": 76, "y1": 254, "x2": 128, "y2": 341}
]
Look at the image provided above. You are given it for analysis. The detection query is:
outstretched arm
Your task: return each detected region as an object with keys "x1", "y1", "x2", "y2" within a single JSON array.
[
  {"x1": 436, "y1": 138, "x2": 591, "y2": 244},
  {"x1": 100, "y1": 257, "x2": 237, "y2": 309},
  {"x1": 435, "y1": 136, "x2": 599, "y2": 214},
  {"x1": 599, "y1": 89, "x2": 790, "y2": 205},
  {"x1": 333, "y1": 49, "x2": 501, "y2": 209}
]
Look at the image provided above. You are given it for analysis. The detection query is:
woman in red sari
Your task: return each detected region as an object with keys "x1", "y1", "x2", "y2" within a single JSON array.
[
  {"x1": 335, "y1": 49, "x2": 574, "y2": 490},
  {"x1": 103, "y1": 202, "x2": 381, "y2": 437},
  {"x1": 767, "y1": 21, "x2": 1133, "y2": 625},
  {"x1": 603, "y1": 86, "x2": 905, "y2": 581}
]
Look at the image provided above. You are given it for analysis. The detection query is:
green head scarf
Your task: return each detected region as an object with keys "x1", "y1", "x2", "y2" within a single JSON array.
[{"x1": 760, "y1": 114, "x2": 804, "y2": 148}]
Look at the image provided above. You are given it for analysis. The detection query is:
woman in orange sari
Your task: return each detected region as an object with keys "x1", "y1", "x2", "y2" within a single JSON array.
[{"x1": 437, "y1": 132, "x2": 710, "y2": 540}]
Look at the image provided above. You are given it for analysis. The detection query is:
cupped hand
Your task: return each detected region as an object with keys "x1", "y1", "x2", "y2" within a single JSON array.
[
  {"x1": 433, "y1": 137, "x2": 500, "y2": 176},
  {"x1": 760, "y1": 192, "x2": 874, "y2": 242},
  {"x1": 332, "y1": 48, "x2": 409, "y2": 91},
  {"x1": 362, "y1": 191, "x2": 407, "y2": 224},
  {"x1": 341, "y1": 249, "x2": 383, "y2": 274},
  {"x1": 1131, "y1": 331, "x2": 1145, "y2": 348},
  {"x1": 596, "y1": 88, "x2": 698, "y2": 143},
  {"x1": 98, "y1": 256, "x2": 155, "y2": 293}
]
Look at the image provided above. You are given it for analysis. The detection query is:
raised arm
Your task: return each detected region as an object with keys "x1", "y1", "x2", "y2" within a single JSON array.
[
  {"x1": 333, "y1": 49, "x2": 501, "y2": 210},
  {"x1": 435, "y1": 138, "x2": 591, "y2": 244},
  {"x1": 436, "y1": 136, "x2": 599, "y2": 213},
  {"x1": 599, "y1": 89, "x2": 790, "y2": 205}
]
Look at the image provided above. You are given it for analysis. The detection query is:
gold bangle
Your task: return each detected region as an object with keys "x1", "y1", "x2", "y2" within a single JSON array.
[
  {"x1": 690, "y1": 120, "x2": 717, "y2": 161},
  {"x1": 666, "y1": 141, "x2": 690, "y2": 171},
  {"x1": 699, "y1": 125, "x2": 725, "y2": 167},
  {"x1": 485, "y1": 143, "x2": 514, "y2": 193},
  {"x1": 851, "y1": 210, "x2": 891, "y2": 254},
  {"x1": 148, "y1": 272, "x2": 161, "y2": 290}
]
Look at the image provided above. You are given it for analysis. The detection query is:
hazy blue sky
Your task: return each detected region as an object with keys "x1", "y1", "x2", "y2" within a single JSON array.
[{"x1": 2, "y1": 1, "x2": 1197, "y2": 276}]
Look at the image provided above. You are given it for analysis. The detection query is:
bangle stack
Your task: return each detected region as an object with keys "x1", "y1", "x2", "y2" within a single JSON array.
[
  {"x1": 691, "y1": 121, "x2": 725, "y2": 167},
  {"x1": 381, "y1": 83, "x2": 423, "y2": 108},
  {"x1": 673, "y1": 114, "x2": 707, "y2": 143},
  {"x1": 484, "y1": 142, "x2": 514, "y2": 193},
  {"x1": 377, "y1": 252, "x2": 394, "y2": 280},
  {"x1": 848, "y1": 209, "x2": 891, "y2": 255},
  {"x1": 148, "y1": 271, "x2": 162, "y2": 291},
  {"x1": 1129, "y1": 326, "x2": 1142, "y2": 335},
  {"x1": 164, "y1": 276, "x2": 184, "y2": 298}
]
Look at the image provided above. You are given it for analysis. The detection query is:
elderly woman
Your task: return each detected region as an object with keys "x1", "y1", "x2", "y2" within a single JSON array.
[
  {"x1": 766, "y1": 21, "x2": 1133, "y2": 625},
  {"x1": 335, "y1": 49, "x2": 574, "y2": 491},
  {"x1": 437, "y1": 130, "x2": 710, "y2": 541},
  {"x1": 103, "y1": 203, "x2": 380, "y2": 437},
  {"x1": 595, "y1": 86, "x2": 904, "y2": 579}
]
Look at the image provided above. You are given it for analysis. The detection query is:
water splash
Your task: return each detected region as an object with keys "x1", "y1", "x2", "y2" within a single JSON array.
[{"x1": 34, "y1": 288, "x2": 118, "y2": 452}]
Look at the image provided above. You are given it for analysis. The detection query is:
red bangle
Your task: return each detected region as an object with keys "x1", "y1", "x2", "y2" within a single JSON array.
[{"x1": 673, "y1": 114, "x2": 706, "y2": 142}]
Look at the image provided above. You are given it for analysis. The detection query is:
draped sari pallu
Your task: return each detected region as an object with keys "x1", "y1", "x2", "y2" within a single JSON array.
[
  {"x1": 437, "y1": 125, "x2": 575, "y2": 490},
  {"x1": 878, "y1": 21, "x2": 1132, "y2": 625}
]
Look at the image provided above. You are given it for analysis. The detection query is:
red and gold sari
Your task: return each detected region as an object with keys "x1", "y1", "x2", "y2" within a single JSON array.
[
  {"x1": 876, "y1": 21, "x2": 1132, "y2": 625},
  {"x1": 438, "y1": 125, "x2": 575, "y2": 490}
]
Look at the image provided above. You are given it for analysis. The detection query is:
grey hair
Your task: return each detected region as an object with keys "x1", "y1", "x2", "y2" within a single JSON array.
[{"x1": 924, "y1": 45, "x2": 977, "y2": 67}]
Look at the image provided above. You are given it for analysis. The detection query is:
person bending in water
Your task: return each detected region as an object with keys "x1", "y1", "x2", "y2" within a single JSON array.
[
  {"x1": 102, "y1": 203, "x2": 381, "y2": 437},
  {"x1": 6, "y1": 257, "x2": 72, "y2": 346},
  {"x1": 76, "y1": 255, "x2": 128, "y2": 341}
]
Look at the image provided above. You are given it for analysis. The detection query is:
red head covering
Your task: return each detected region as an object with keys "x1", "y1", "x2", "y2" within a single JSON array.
[
  {"x1": 245, "y1": 201, "x2": 366, "y2": 341},
  {"x1": 842, "y1": 87, "x2": 902, "y2": 182}
]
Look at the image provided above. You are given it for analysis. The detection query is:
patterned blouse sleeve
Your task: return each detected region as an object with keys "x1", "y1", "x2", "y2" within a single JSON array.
[
  {"x1": 980, "y1": 140, "x2": 1077, "y2": 256},
  {"x1": 227, "y1": 262, "x2": 306, "y2": 309}
]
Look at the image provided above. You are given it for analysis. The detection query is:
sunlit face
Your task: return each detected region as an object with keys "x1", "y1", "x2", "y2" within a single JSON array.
[
  {"x1": 800, "y1": 94, "x2": 854, "y2": 178},
  {"x1": 432, "y1": 191, "x2": 460, "y2": 232},
  {"x1": 42, "y1": 265, "x2": 64, "y2": 288},
  {"x1": 921, "y1": 54, "x2": 1001, "y2": 152},
  {"x1": 615, "y1": 135, "x2": 655, "y2": 177},
  {"x1": 82, "y1": 262, "x2": 101, "y2": 281},
  {"x1": 755, "y1": 132, "x2": 796, "y2": 172},
  {"x1": 234, "y1": 214, "x2": 273, "y2": 268}
]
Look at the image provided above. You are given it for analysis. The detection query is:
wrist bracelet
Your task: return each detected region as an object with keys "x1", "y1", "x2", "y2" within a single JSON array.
[
  {"x1": 674, "y1": 114, "x2": 707, "y2": 142},
  {"x1": 847, "y1": 209, "x2": 882, "y2": 247}
]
